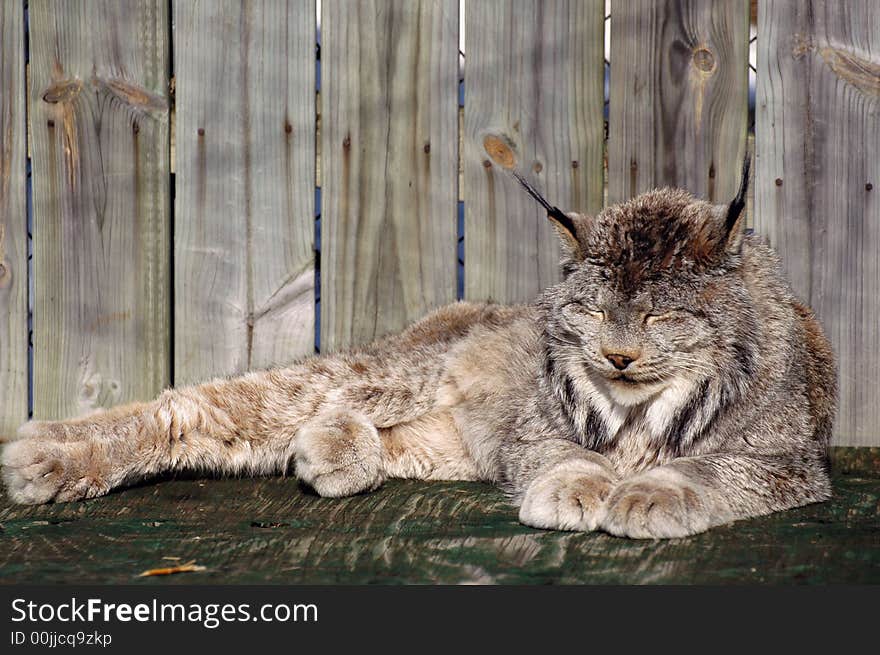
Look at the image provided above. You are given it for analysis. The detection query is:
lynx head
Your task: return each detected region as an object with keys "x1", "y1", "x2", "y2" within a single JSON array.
[{"x1": 533, "y1": 159, "x2": 757, "y2": 407}]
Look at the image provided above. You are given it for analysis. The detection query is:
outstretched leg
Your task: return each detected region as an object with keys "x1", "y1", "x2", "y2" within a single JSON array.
[
  {"x1": 2, "y1": 346, "x2": 445, "y2": 503},
  {"x1": 1, "y1": 302, "x2": 513, "y2": 504},
  {"x1": 3, "y1": 370, "x2": 304, "y2": 503}
]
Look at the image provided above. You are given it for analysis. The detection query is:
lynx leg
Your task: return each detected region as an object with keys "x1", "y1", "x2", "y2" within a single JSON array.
[
  {"x1": 2, "y1": 373, "x2": 304, "y2": 504},
  {"x1": 380, "y1": 410, "x2": 481, "y2": 482},
  {"x1": 2, "y1": 315, "x2": 466, "y2": 505},
  {"x1": 294, "y1": 406, "x2": 483, "y2": 496},
  {"x1": 600, "y1": 454, "x2": 831, "y2": 539},
  {"x1": 293, "y1": 409, "x2": 385, "y2": 497}
]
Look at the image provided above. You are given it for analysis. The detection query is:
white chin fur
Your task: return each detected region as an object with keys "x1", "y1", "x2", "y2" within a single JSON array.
[{"x1": 603, "y1": 379, "x2": 665, "y2": 406}]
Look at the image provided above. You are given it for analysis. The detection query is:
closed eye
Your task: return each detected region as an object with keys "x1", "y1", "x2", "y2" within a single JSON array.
[
  {"x1": 645, "y1": 309, "x2": 688, "y2": 325},
  {"x1": 564, "y1": 302, "x2": 605, "y2": 320}
]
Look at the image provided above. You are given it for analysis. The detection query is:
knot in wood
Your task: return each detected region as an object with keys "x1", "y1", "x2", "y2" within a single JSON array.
[
  {"x1": 42, "y1": 78, "x2": 82, "y2": 104},
  {"x1": 819, "y1": 47, "x2": 880, "y2": 98},
  {"x1": 692, "y1": 46, "x2": 716, "y2": 74},
  {"x1": 482, "y1": 134, "x2": 517, "y2": 170}
]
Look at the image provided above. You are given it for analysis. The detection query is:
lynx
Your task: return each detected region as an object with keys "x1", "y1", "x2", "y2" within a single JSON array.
[{"x1": 2, "y1": 158, "x2": 836, "y2": 538}]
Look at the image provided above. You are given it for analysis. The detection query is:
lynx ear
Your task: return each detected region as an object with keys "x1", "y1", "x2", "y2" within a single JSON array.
[
  {"x1": 550, "y1": 210, "x2": 589, "y2": 268},
  {"x1": 548, "y1": 209, "x2": 583, "y2": 254},
  {"x1": 722, "y1": 153, "x2": 752, "y2": 253}
]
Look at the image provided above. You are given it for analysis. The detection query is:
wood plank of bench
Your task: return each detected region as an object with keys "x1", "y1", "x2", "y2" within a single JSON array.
[{"x1": 0, "y1": 448, "x2": 876, "y2": 584}]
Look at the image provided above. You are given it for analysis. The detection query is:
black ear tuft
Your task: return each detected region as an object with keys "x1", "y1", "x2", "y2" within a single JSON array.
[
  {"x1": 511, "y1": 170, "x2": 579, "y2": 243},
  {"x1": 547, "y1": 207, "x2": 578, "y2": 239},
  {"x1": 725, "y1": 152, "x2": 751, "y2": 233}
]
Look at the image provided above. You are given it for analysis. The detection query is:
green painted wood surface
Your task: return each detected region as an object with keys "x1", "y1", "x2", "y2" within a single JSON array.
[
  {"x1": 608, "y1": 0, "x2": 749, "y2": 203},
  {"x1": 173, "y1": 0, "x2": 316, "y2": 383},
  {"x1": 0, "y1": 449, "x2": 876, "y2": 584},
  {"x1": 754, "y1": 0, "x2": 880, "y2": 447},
  {"x1": 29, "y1": 0, "x2": 170, "y2": 418},
  {"x1": 320, "y1": 0, "x2": 459, "y2": 351},
  {"x1": 0, "y1": 1, "x2": 28, "y2": 438},
  {"x1": 464, "y1": 0, "x2": 605, "y2": 303}
]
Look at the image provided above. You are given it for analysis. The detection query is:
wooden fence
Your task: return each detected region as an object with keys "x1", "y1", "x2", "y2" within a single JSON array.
[{"x1": 0, "y1": 0, "x2": 877, "y2": 447}]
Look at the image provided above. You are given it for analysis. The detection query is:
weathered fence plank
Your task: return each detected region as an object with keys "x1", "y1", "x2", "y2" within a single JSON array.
[
  {"x1": 174, "y1": 0, "x2": 316, "y2": 383},
  {"x1": 0, "y1": 1, "x2": 27, "y2": 436},
  {"x1": 321, "y1": 0, "x2": 458, "y2": 351},
  {"x1": 755, "y1": 0, "x2": 880, "y2": 446},
  {"x1": 464, "y1": 0, "x2": 605, "y2": 303},
  {"x1": 608, "y1": 0, "x2": 749, "y2": 203},
  {"x1": 29, "y1": 0, "x2": 170, "y2": 419}
]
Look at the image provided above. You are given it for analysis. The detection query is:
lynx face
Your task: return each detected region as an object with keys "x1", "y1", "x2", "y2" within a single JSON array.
[
  {"x1": 541, "y1": 185, "x2": 754, "y2": 408},
  {"x1": 551, "y1": 270, "x2": 716, "y2": 406}
]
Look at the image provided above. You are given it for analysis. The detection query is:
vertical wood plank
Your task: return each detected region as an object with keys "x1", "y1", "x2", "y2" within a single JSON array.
[
  {"x1": 464, "y1": 0, "x2": 605, "y2": 303},
  {"x1": 755, "y1": 0, "x2": 880, "y2": 446},
  {"x1": 174, "y1": 0, "x2": 315, "y2": 383},
  {"x1": 0, "y1": 1, "x2": 27, "y2": 435},
  {"x1": 29, "y1": 1, "x2": 170, "y2": 419},
  {"x1": 608, "y1": 0, "x2": 749, "y2": 203},
  {"x1": 321, "y1": 0, "x2": 458, "y2": 351}
]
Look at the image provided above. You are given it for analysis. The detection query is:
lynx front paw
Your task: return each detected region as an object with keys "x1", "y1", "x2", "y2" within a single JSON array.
[
  {"x1": 292, "y1": 409, "x2": 385, "y2": 498},
  {"x1": 2, "y1": 436, "x2": 111, "y2": 504},
  {"x1": 600, "y1": 468, "x2": 711, "y2": 539},
  {"x1": 519, "y1": 459, "x2": 618, "y2": 532}
]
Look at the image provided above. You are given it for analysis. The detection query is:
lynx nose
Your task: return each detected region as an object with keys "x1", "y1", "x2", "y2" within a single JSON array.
[{"x1": 605, "y1": 352, "x2": 636, "y2": 370}]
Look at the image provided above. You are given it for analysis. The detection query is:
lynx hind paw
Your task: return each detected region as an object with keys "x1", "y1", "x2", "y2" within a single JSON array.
[
  {"x1": 293, "y1": 409, "x2": 385, "y2": 498},
  {"x1": 2, "y1": 438, "x2": 110, "y2": 504},
  {"x1": 600, "y1": 468, "x2": 711, "y2": 539},
  {"x1": 519, "y1": 459, "x2": 618, "y2": 532}
]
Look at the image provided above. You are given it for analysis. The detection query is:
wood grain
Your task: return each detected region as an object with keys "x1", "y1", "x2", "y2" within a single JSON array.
[
  {"x1": 0, "y1": 457, "x2": 876, "y2": 584},
  {"x1": 608, "y1": 0, "x2": 749, "y2": 203},
  {"x1": 174, "y1": 0, "x2": 316, "y2": 383},
  {"x1": 0, "y1": 1, "x2": 27, "y2": 436},
  {"x1": 29, "y1": 1, "x2": 170, "y2": 419},
  {"x1": 320, "y1": 0, "x2": 458, "y2": 351},
  {"x1": 464, "y1": 0, "x2": 605, "y2": 303},
  {"x1": 755, "y1": 0, "x2": 880, "y2": 446}
]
